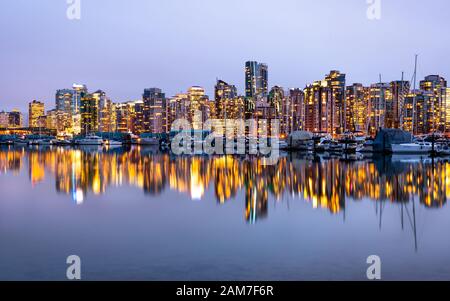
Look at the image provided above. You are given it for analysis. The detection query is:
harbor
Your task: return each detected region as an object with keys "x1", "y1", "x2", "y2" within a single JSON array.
[{"x1": 3, "y1": 128, "x2": 450, "y2": 158}]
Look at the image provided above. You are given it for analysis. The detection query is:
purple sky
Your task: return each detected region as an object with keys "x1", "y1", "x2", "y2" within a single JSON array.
[{"x1": 1, "y1": 0, "x2": 449, "y2": 112}]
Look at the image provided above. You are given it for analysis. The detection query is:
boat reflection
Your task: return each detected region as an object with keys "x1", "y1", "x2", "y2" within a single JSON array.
[{"x1": 0, "y1": 145, "x2": 448, "y2": 224}]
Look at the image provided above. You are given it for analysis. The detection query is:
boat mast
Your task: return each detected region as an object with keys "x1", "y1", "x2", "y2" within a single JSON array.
[
  {"x1": 411, "y1": 54, "x2": 418, "y2": 135},
  {"x1": 399, "y1": 71, "x2": 405, "y2": 129},
  {"x1": 379, "y1": 74, "x2": 385, "y2": 129}
]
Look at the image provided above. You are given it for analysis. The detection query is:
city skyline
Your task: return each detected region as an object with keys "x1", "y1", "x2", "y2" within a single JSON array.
[
  {"x1": 1, "y1": 0, "x2": 450, "y2": 111},
  {"x1": 1, "y1": 59, "x2": 448, "y2": 113},
  {"x1": 1, "y1": 61, "x2": 449, "y2": 139}
]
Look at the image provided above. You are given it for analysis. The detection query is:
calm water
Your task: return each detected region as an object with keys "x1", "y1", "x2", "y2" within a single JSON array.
[{"x1": 1, "y1": 145, "x2": 450, "y2": 280}]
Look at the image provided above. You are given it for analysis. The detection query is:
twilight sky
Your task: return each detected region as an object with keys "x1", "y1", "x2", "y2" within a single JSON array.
[{"x1": 0, "y1": 0, "x2": 449, "y2": 112}]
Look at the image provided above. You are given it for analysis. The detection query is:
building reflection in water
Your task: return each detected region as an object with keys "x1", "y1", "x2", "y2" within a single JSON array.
[{"x1": 0, "y1": 145, "x2": 448, "y2": 223}]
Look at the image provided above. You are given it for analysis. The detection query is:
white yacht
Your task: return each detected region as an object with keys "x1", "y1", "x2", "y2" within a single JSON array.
[
  {"x1": 77, "y1": 134, "x2": 104, "y2": 146},
  {"x1": 391, "y1": 142, "x2": 433, "y2": 154}
]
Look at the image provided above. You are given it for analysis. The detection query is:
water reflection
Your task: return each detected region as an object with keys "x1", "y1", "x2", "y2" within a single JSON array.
[{"x1": 0, "y1": 145, "x2": 448, "y2": 222}]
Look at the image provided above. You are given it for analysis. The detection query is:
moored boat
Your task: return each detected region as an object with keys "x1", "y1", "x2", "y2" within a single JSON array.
[
  {"x1": 391, "y1": 142, "x2": 433, "y2": 154},
  {"x1": 77, "y1": 134, "x2": 104, "y2": 146}
]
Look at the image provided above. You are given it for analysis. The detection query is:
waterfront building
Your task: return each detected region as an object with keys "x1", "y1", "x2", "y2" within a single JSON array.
[
  {"x1": 214, "y1": 79, "x2": 237, "y2": 119},
  {"x1": 8, "y1": 110, "x2": 23, "y2": 128},
  {"x1": 302, "y1": 71, "x2": 346, "y2": 136},
  {"x1": 403, "y1": 90, "x2": 435, "y2": 135},
  {"x1": 115, "y1": 103, "x2": 130, "y2": 133},
  {"x1": 28, "y1": 100, "x2": 45, "y2": 128},
  {"x1": 143, "y1": 88, "x2": 166, "y2": 134},
  {"x1": 0, "y1": 111, "x2": 8, "y2": 128},
  {"x1": 345, "y1": 83, "x2": 369, "y2": 133},
  {"x1": 245, "y1": 61, "x2": 268, "y2": 98},
  {"x1": 188, "y1": 86, "x2": 210, "y2": 130},
  {"x1": 325, "y1": 70, "x2": 346, "y2": 135},
  {"x1": 132, "y1": 100, "x2": 145, "y2": 134},
  {"x1": 389, "y1": 80, "x2": 410, "y2": 129},
  {"x1": 72, "y1": 84, "x2": 88, "y2": 114},
  {"x1": 168, "y1": 93, "x2": 190, "y2": 125},
  {"x1": 54, "y1": 110, "x2": 73, "y2": 136},
  {"x1": 94, "y1": 90, "x2": 115, "y2": 133},
  {"x1": 269, "y1": 86, "x2": 292, "y2": 136},
  {"x1": 55, "y1": 89, "x2": 74, "y2": 113},
  {"x1": 303, "y1": 81, "x2": 324, "y2": 133},
  {"x1": 80, "y1": 93, "x2": 99, "y2": 135},
  {"x1": 420, "y1": 75, "x2": 447, "y2": 133},
  {"x1": 368, "y1": 83, "x2": 392, "y2": 136},
  {"x1": 289, "y1": 88, "x2": 305, "y2": 132},
  {"x1": 446, "y1": 88, "x2": 450, "y2": 133},
  {"x1": 268, "y1": 86, "x2": 284, "y2": 117}
]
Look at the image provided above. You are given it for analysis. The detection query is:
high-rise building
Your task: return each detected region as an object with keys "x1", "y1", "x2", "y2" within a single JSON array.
[
  {"x1": 214, "y1": 79, "x2": 237, "y2": 119},
  {"x1": 132, "y1": 100, "x2": 144, "y2": 134},
  {"x1": 45, "y1": 109, "x2": 58, "y2": 130},
  {"x1": 345, "y1": 83, "x2": 369, "y2": 133},
  {"x1": 72, "y1": 84, "x2": 88, "y2": 114},
  {"x1": 168, "y1": 93, "x2": 190, "y2": 124},
  {"x1": 0, "y1": 111, "x2": 9, "y2": 128},
  {"x1": 268, "y1": 86, "x2": 284, "y2": 117},
  {"x1": 56, "y1": 89, "x2": 74, "y2": 113},
  {"x1": 420, "y1": 75, "x2": 447, "y2": 132},
  {"x1": 143, "y1": 88, "x2": 166, "y2": 134},
  {"x1": 325, "y1": 70, "x2": 346, "y2": 135},
  {"x1": 403, "y1": 90, "x2": 435, "y2": 135},
  {"x1": 245, "y1": 61, "x2": 268, "y2": 98},
  {"x1": 368, "y1": 83, "x2": 392, "y2": 136},
  {"x1": 446, "y1": 88, "x2": 450, "y2": 133},
  {"x1": 303, "y1": 71, "x2": 346, "y2": 136},
  {"x1": 303, "y1": 81, "x2": 324, "y2": 133},
  {"x1": 269, "y1": 86, "x2": 290, "y2": 136},
  {"x1": 289, "y1": 88, "x2": 305, "y2": 132},
  {"x1": 80, "y1": 93, "x2": 99, "y2": 135},
  {"x1": 188, "y1": 86, "x2": 210, "y2": 130},
  {"x1": 388, "y1": 80, "x2": 410, "y2": 129},
  {"x1": 115, "y1": 103, "x2": 130, "y2": 133},
  {"x1": 93, "y1": 90, "x2": 114, "y2": 132},
  {"x1": 8, "y1": 110, "x2": 23, "y2": 128},
  {"x1": 28, "y1": 100, "x2": 45, "y2": 128}
]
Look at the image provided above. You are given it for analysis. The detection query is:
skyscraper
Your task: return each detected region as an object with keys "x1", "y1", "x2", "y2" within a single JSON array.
[
  {"x1": 0, "y1": 111, "x2": 9, "y2": 128},
  {"x1": 28, "y1": 100, "x2": 45, "y2": 128},
  {"x1": 325, "y1": 70, "x2": 346, "y2": 135},
  {"x1": 303, "y1": 81, "x2": 325, "y2": 133},
  {"x1": 368, "y1": 83, "x2": 391, "y2": 135},
  {"x1": 214, "y1": 79, "x2": 237, "y2": 119},
  {"x1": 403, "y1": 90, "x2": 435, "y2": 135},
  {"x1": 187, "y1": 86, "x2": 210, "y2": 130},
  {"x1": 289, "y1": 88, "x2": 305, "y2": 132},
  {"x1": 93, "y1": 90, "x2": 114, "y2": 133},
  {"x1": 72, "y1": 84, "x2": 88, "y2": 114},
  {"x1": 345, "y1": 83, "x2": 369, "y2": 133},
  {"x1": 8, "y1": 110, "x2": 23, "y2": 128},
  {"x1": 56, "y1": 89, "x2": 74, "y2": 113},
  {"x1": 245, "y1": 61, "x2": 268, "y2": 98},
  {"x1": 143, "y1": 88, "x2": 166, "y2": 134},
  {"x1": 303, "y1": 71, "x2": 346, "y2": 136},
  {"x1": 420, "y1": 75, "x2": 447, "y2": 132},
  {"x1": 80, "y1": 93, "x2": 99, "y2": 135},
  {"x1": 389, "y1": 80, "x2": 410, "y2": 129},
  {"x1": 446, "y1": 88, "x2": 450, "y2": 133}
]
